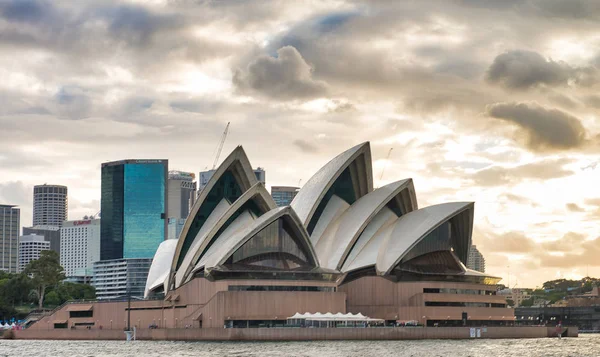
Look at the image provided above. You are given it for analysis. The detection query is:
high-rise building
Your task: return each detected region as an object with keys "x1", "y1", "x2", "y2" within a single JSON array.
[
  {"x1": 100, "y1": 159, "x2": 168, "y2": 260},
  {"x1": 271, "y1": 186, "x2": 300, "y2": 207},
  {"x1": 18, "y1": 234, "x2": 50, "y2": 272},
  {"x1": 33, "y1": 184, "x2": 68, "y2": 227},
  {"x1": 0, "y1": 205, "x2": 20, "y2": 273},
  {"x1": 60, "y1": 218, "x2": 101, "y2": 280},
  {"x1": 167, "y1": 218, "x2": 185, "y2": 240},
  {"x1": 199, "y1": 167, "x2": 265, "y2": 190},
  {"x1": 92, "y1": 258, "x2": 152, "y2": 300},
  {"x1": 23, "y1": 226, "x2": 60, "y2": 254},
  {"x1": 467, "y1": 245, "x2": 485, "y2": 273},
  {"x1": 167, "y1": 171, "x2": 196, "y2": 220}
]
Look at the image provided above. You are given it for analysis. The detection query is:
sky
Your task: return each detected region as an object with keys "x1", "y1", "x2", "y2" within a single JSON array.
[{"x1": 1, "y1": 0, "x2": 599, "y2": 288}]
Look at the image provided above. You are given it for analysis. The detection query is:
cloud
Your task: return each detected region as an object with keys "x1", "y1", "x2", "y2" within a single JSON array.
[
  {"x1": 566, "y1": 203, "x2": 585, "y2": 212},
  {"x1": 471, "y1": 158, "x2": 574, "y2": 186},
  {"x1": 486, "y1": 50, "x2": 598, "y2": 90},
  {"x1": 233, "y1": 46, "x2": 328, "y2": 100},
  {"x1": 293, "y1": 139, "x2": 319, "y2": 154},
  {"x1": 486, "y1": 102, "x2": 587, "y2": 151}
]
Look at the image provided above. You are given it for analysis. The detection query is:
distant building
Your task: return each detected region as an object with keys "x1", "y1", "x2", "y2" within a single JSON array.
[
  {"x1": 60, "y1": 218, "x2": 100, "y2": 280},
  {"x1": 0, "y1": 205, "x2": 20, "y2": 273},
  {"x1": 33, "y1": 184, "x2": 68, "y2": 227},
  {"x1": 18, "y1": 234, "x2": 50, "y2": 272},
  {"x1": 467, "y1": 245, "x2": 485, "y2": 273},
  {"x1": 271, "y1": 186, "x2": 299, "y2": 207},
  {"x1": 100, "y1": 159, "x2": 168, "y2": 260},
  {"x1": 498, "y1": 288, "x2": 529, "y2": 307},
  {"x1": 167, "y1": 218, "x2": 185, "y2": 240},
  {"x1": 199, "y1": 167, "x2": 265, "y2": 190},
  {"x1": 92, "y1": 258, "x2": 152, "y2": 300},
  {"x1": 23, "y1": 226, "x2": 60, "y2": 254},
  {"x1": 167, "y1": 171, "x2": 196, "y2": 220}
]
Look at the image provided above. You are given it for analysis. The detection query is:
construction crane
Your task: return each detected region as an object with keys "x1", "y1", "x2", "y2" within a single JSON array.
[
  {"x1": 379, "y1": 148, "x2": 394, "y2": 181},
  {"x1": 212, "y1": 122, "x2": 230, "y2": 170}
]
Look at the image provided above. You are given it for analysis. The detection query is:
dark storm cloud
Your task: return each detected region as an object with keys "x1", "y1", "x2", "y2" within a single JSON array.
[
  {"x1": 233, "y1": 46, "x2": 328, "y2": 100},
  {"x1": 486, "y1": 102, "x2": 587, "y2": 151}
]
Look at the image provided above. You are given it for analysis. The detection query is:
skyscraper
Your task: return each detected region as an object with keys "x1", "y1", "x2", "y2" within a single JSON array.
[
  {"x1": 33, "y1": 184, "x2": 68, "y2": 227},
  {"x1": 18, "y1": 234, "x2": 50, "y2": 273},
  {"x1": 101, "y1": 159, "x2": 168, "y2": 260},
  {"x1": 0, "y1": 204, "x2": 20, "y2": 273},
  {"x1": 60, "y1": 218, "x2": 101, "y2": 280},
  {"x1": 167, "y1": 171, "x2": 196, "y2": 220},
  {"x1": 467, "y1": 245, "x2": 486, "y2": 273},
  {"x1": 271, "y1": 186, "x2": 299, "y2": 207},
  {"x1": 199, "y1": 167, "x2": 266, "y2": 190}
]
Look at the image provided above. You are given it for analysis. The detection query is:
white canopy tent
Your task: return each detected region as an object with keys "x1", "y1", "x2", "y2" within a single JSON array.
[{"x1": 287, "y1": 312, "x2": 384, "y2": 328}]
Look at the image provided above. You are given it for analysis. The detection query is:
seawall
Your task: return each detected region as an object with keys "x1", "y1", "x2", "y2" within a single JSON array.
[{"x1": 13, "y1": 326, "x2": 578, "y2": 341}]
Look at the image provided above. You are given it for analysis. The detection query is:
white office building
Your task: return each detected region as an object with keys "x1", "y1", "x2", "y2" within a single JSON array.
[
  {"x1": 467, "y1": 245, "x2": 486, "y2": 273},
  {"x1": 60, "y1": 218, "x2": 101, "y2": 279},
  {"x1": 18, "y1": 234, "x2": 50, "y2": 272}
]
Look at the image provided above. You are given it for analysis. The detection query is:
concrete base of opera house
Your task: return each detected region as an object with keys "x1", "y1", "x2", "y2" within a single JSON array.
[{"x1": 12, "y1": 326, "x2": 578, "y2": 341}]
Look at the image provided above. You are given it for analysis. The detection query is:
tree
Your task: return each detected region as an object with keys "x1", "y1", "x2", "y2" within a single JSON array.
[
  {"x1": 24, "y1": 251, "x2": 65, "y2": 309},
  {"x1": 506, "y1": 299, "x2": 515, "y2": 307}
]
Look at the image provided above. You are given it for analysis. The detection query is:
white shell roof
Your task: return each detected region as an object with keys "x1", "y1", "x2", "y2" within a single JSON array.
[
  {"x1": 174, "y1": 198, "x2": 230, "y2": 287},
  {"x1": 175, "y1": 183, "x2": 277, "y2": 287},
  {"x1": 291, "y1": 142, "x2": 372, "y2": 227},
  {"x1": 144, "y1": 239, "x2": 178, "y2": 297},
  {"x1": 211, "y1": 206, "x2": 318, "y2": 268},
  {"x1": 169, "y1": 146, "x2": 258, "y2": 289},
  {"x1": 376, "y1": 202, "x2": 474, "y2": 275},
  {"x1": 316, "y1": 179, "x2": 415, "y2": 270},
  {"x1": 341, "y1": 206, "x2": 398, "y2": 273}
]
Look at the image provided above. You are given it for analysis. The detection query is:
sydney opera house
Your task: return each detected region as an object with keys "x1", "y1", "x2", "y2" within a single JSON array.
[{"x1": 32, "y1": 142, "x2": 513, "y2": 331}]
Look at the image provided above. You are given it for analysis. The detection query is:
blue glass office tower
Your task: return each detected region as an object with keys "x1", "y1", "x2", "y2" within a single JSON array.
[{"x1": 101, "y1": 160, "x2": 168, "y2": 260}]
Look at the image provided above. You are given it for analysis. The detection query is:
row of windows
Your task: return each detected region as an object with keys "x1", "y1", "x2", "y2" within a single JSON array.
[
  {"x1": 423, "y1": 288, "x2": 496, "y2": 295},
  {"x1": 425, "y1": 302, "x2": 507, "y2": 308}
]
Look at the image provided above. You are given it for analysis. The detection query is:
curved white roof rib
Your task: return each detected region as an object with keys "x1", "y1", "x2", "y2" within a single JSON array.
[
  {"x1": 144, "y1": 239, "x2": 178, "y2": 298},
  {"x1": 342, "y1": 207, "x2": 398, "y2": 273},
  {"x1": 376, "y1": 202, "x2": 474, "y2": 275},
  {"x1": 200, "y1": 206, "x2": 319, "y2": 271},
  {"x1": 188, "y1": 210, "x2": 257, "y2": 281},
  {"x1": 169, "y1": 146, "x2": 258, "y2": 288},
  {"x1": 309, "y1": 195, "x2": 350, "y2": 246},
  {"x1": 316, "y1": 179, "x2": 417, "y2": 270},
  {"x1": 291, "y1": 142, "x2": 373, "y2": 230},
  {"x1": 174, "y1": 182, "x2": 277, "y2": 288},
  {"x1": 341, "y1": 206, "x2": 398, "y2": 273}
]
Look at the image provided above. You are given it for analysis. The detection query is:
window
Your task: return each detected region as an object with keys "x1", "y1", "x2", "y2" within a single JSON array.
[{"x1": 225, "y1": 218, "x2": 313, "y2": 270}]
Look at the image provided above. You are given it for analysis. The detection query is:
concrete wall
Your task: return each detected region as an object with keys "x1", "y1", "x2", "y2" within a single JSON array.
[
  {"x1": 13, "y1": 326, "x2": 577, "y2": 341},
  {"x1": 339, "y1": 277, "x2": 514, "y2": 323}
]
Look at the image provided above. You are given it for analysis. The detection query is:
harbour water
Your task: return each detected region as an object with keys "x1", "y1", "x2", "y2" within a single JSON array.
[{"x1": 1, "y1": 334, "x2": 599, "y2": 357}]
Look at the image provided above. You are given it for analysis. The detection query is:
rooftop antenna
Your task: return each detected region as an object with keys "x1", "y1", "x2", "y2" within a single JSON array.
[
  {"x1": 379, "y1": 147, "x2": 394, "y2": 181},
  {"x1": 298, "y1": 179, "x2": 302, "y2": 187},
  {"x1": 211, "y1": 122, "x2": 230, "y2": 170}
]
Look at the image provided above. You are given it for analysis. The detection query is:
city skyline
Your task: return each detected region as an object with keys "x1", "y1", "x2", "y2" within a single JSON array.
[{"x1": 0, "y1": 1, "x2": 599, "y2": 288}]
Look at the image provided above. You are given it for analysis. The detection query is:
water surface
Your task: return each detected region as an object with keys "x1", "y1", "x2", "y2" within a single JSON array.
[{"x1": 1, "y1": 334, "x2": 598, "y2": 356}]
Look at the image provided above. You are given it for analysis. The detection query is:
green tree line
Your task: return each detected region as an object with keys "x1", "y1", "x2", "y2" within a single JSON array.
[{"x1": 0, "y1": 251, "x2": 95, "y2": 321}]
